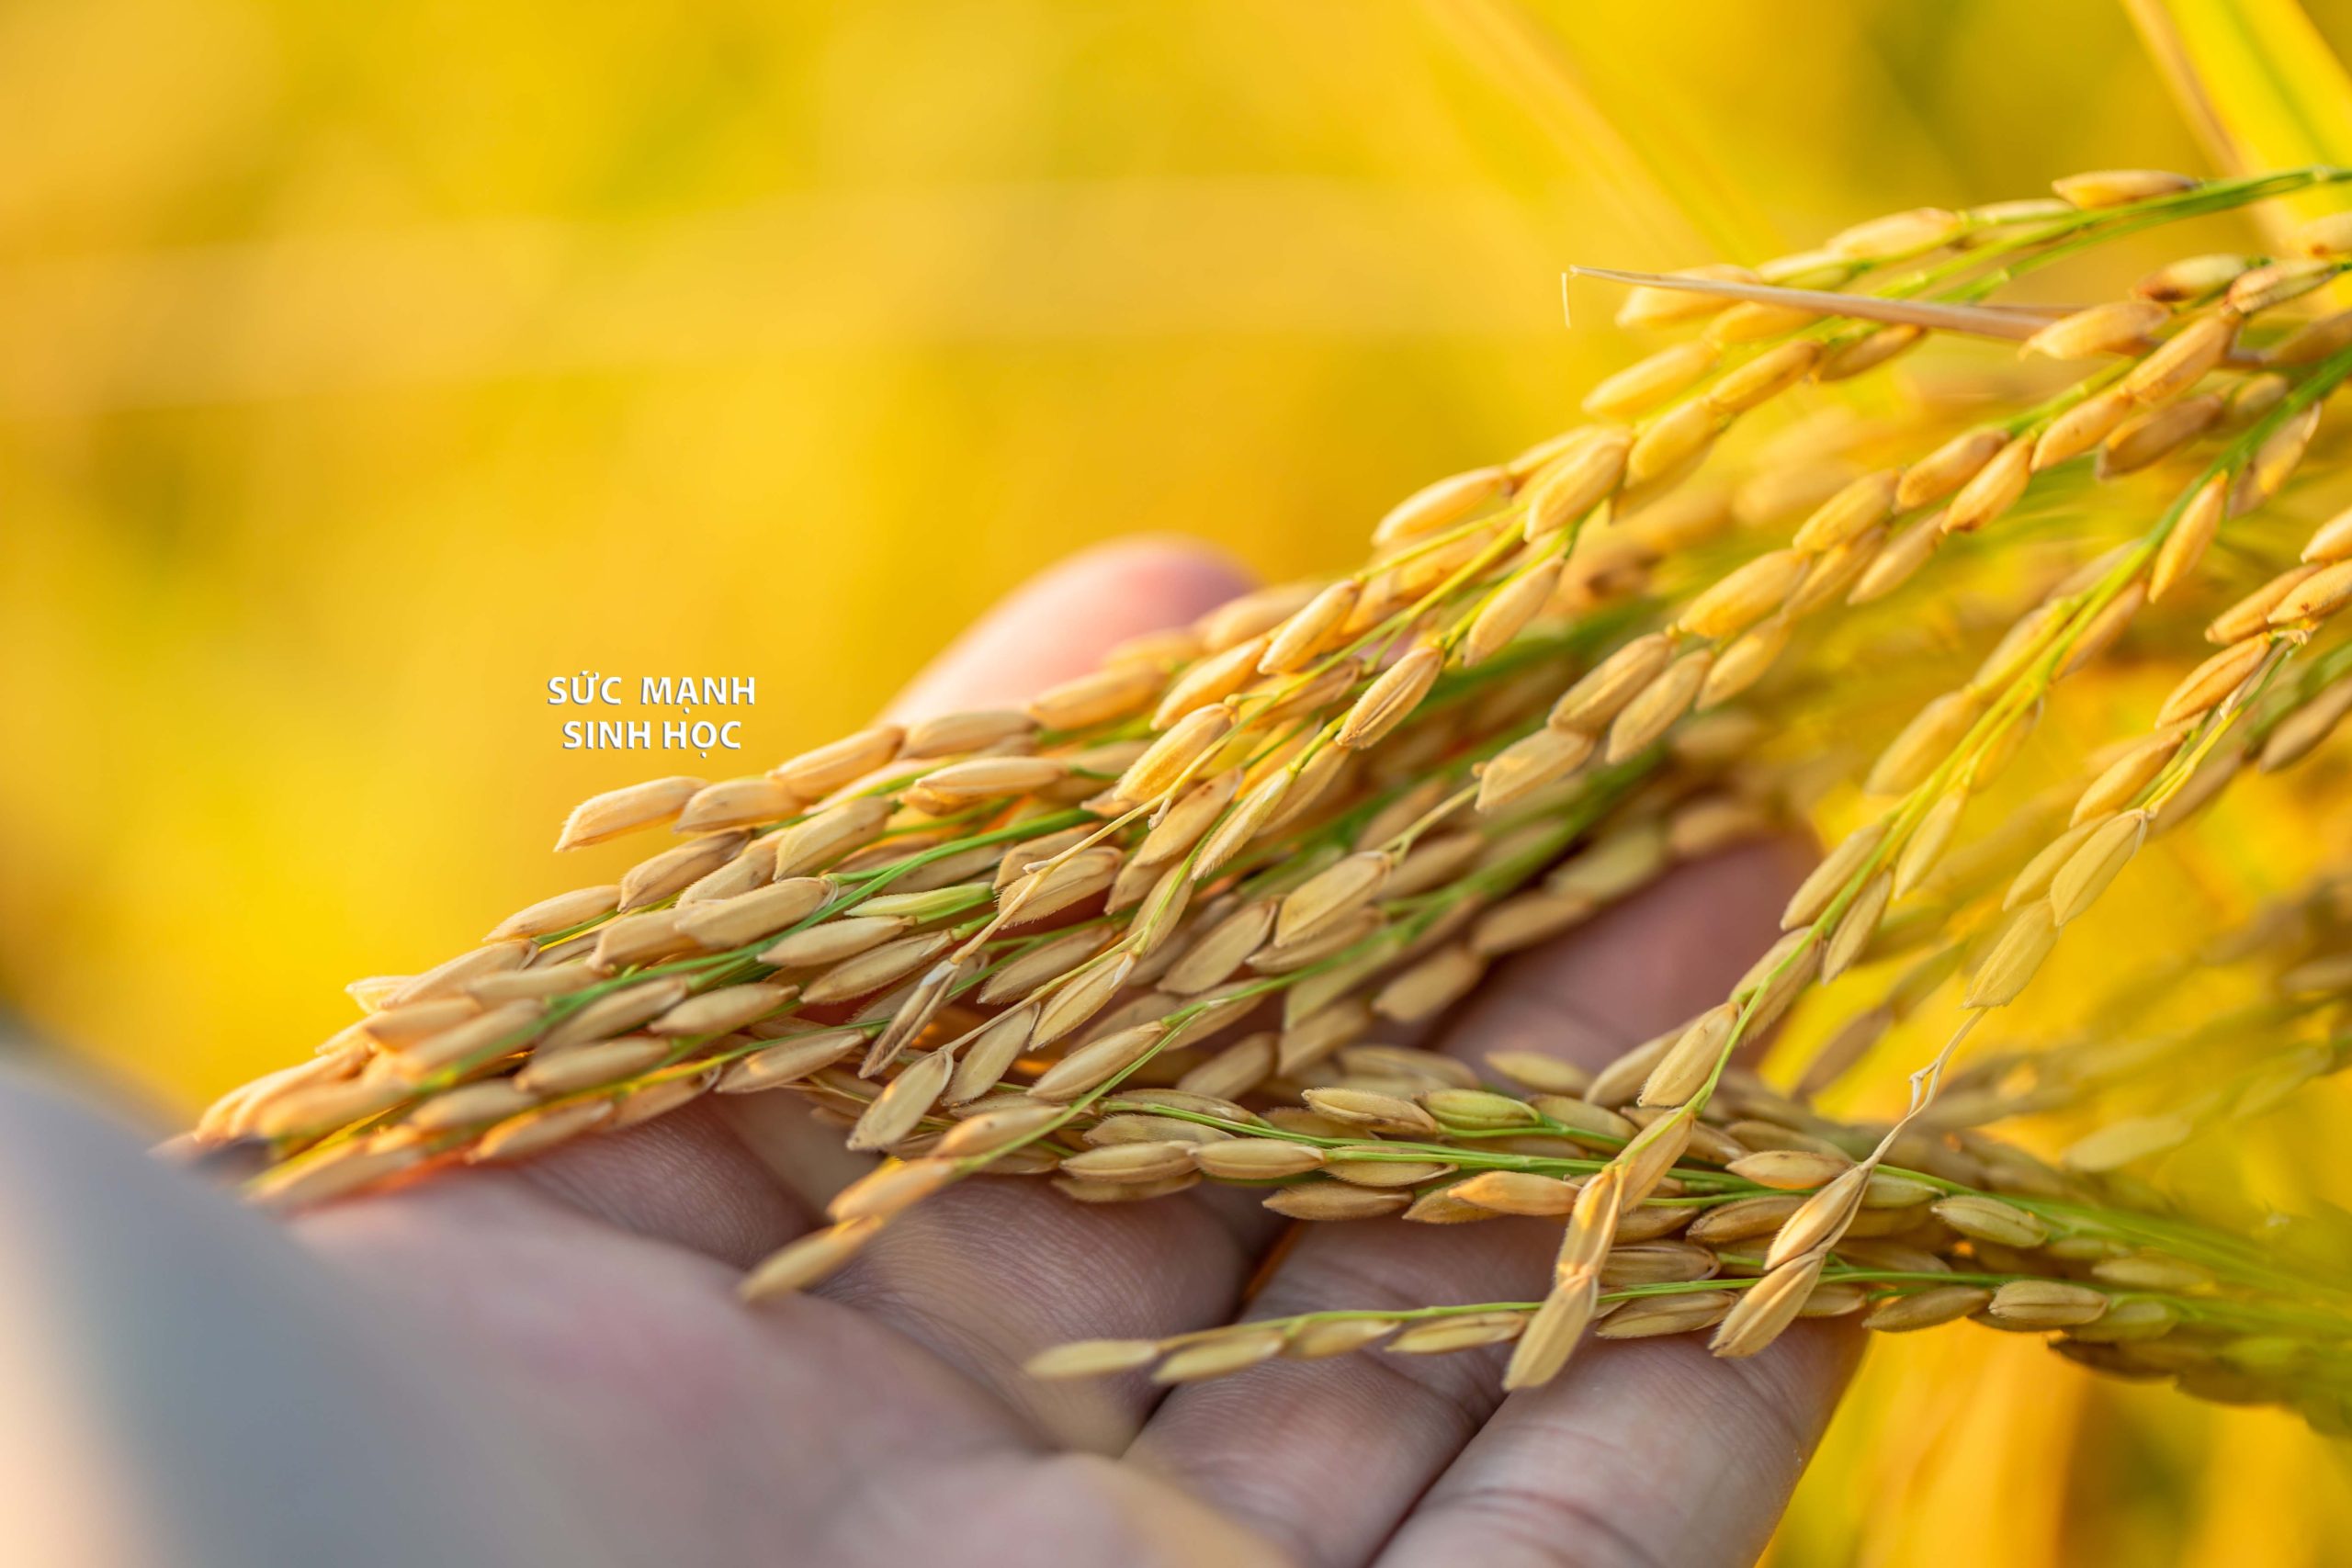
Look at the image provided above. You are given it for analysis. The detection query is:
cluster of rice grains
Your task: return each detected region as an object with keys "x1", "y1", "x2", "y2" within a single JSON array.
[{"x1": 201, "y1": 167, "x2": 2352, "y2": 1430}]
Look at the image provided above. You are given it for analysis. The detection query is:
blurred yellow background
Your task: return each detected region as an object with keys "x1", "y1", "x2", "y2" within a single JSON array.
[{"x1": 6, "y1": 0, "x2": 2352, "y2": 1561}]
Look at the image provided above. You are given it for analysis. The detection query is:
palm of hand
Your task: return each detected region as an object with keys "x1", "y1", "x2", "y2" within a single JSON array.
[{"x1": 250, "y1": 546, "x2": 1850, "y2": 1568}]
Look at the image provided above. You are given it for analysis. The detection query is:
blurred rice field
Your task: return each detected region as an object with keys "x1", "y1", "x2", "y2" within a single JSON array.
[{"x1": 7, "y1": 0, "x2": 2352, "y2": 1561}]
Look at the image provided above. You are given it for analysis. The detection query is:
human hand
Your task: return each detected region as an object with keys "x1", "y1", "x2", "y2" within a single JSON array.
[{"x1": 0, "y1": 541, "x2": 1855, "y2": 1568}]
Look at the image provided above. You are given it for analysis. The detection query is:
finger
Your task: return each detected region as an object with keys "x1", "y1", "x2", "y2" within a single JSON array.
[
  {"x1": 305, "y1": 1159, "x2": 1311, "y2": 1568},
  {"x1": 1126, "y1": 842, "x2": 1814, "y2": 1568},
  {"x1": 819, "y1": 1172, "x2": 1276, "y2": 1450},
  {"x1": 503, "y1": 1099, "x2": 819, "y2": 1266},
  {"x1": 1442, "y1": 836, "x2": 1817, "y2": 1074},
  {"x1": 1375, "y1": 1320, "x2": 1860, "y2": 1568},
  {"x1": 888, "y1": 537, "x2": 1250, "y2": 718},
  {"x1": 808, "y1": 542, "x2": 1306, "y2": 1447}
]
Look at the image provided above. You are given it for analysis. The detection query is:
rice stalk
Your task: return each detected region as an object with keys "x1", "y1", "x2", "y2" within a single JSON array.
[{"x1": 198, "y1": 165, "x2": 2352, "y2": 1430}]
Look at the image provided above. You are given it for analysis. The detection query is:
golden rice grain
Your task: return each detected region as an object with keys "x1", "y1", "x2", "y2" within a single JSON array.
[
  {"x1": 804, "y1": 931, "x2": 956, "y2": 1007},
  {"x1": 1286, "y1": 1318, "x2": 1404, "y2": 1358},
  {"x1": 2101, "y1": 394, "x2": 2224, "y2": 476},
  {"x1": 1193, "y1": 1139, "x2": 1327, "y2": 1180},
  {"x1": 1336, "y1": 648, "x2": 1443, "y2": 750},
  {"x1": 1614, "y1": 263, "x2": 1758, "y2": 328},
  {"x1": 1712, "y1": 1252, "x2": 1826, "y2": 1358},
  {"x1": 1463, "y1": 559, "x2": 1566, "y2": 668},
  {"x1": 1831, "y1": 206, "x2": 1963, "y2": 259},
  {"x1": 1620, "y1": 1106, "x2": 1696, "y2": 1204},
  {"x1": 1372, "y1": 945, "x2": 1484, "y2": 1022},
  {"x1": 2304, "y1": 507, "x2": 2352, "y2": 563},
  {"x1": 1113, "y1": 705, "x2": 1235, "y2": 805},
  {"x1": 405, "y1": 1078, "x2": 542, "y2": 1134},
  {"x1": 2064, "y1": 1112, "x2": 2193, "y2": 1171},
  {"x1": 2024, "y1": 299, "x2": 2169, "y2": 359},
  {"x1": 1707, "y1": 340, "x2": 1825, "y2": 413},
  {"x1": 538, "y1": 977, "x2": 692, "y2": 1053},
  {"x1": 555, "y1": 775, "x2": 707, "y2": 851},
  {"x1": 828, "y1": 1158, "x2": 959, "y2": 1224},
  {"x1": 1727, "y1": 1148, "x2": 1854, "y2": 1190},
  {"x1": 1502, "y1": 1278, "x2": 1598, "y2": 1389},
  {"x1": 1792, "y1": 470, "x2": 1900, "y2": 552},
  {"x1": 1782, "y1": 818, "x2": 1889, "y2": 930},
  {"x1": 1153, "y1": 1329, "x2": 1287, "y2": 1382},
  {"x1": 1605, "y1": 649, "x2": 1713, "y2": 761},
  {"x1": 1900, "y1": 429, "x2": 2007, "y2": 509},
  {"x1": 1375, "y1": 467, "x2": 1511, "y2": 547},
  {"x1": 1438, "y1": 1169, "x2": 1573, "y2": 1216},
  {"x1": 515, "y1": 1036, "x2": 670, "y2": 1097},
  {"x1": 651, "y1": 982, "x2": 794, "y2": 1037},
  {"x1": 907, "y1": 756, "x2": 1069, "y2": 808},
  {"x1": 2231, "y1": 403, "x2": 2322, "y2": 515},
  {"x1": 2211, "y1": 565, "x2": 2321, "y2": 642},
  {"x1": 1261, "y1": 1184, "x2": 1410, "y2": 1221},
  {"x1": 1031, "y1": 1020, "x2": 1166, "y2": 1100},
  {"x1": 2054, "y1": 168, "x2": 2197, "y2": 208},
  {"x1": 1303, "y1": 1086, "x2": 1441, "y2": 1136},
  {"x1": 470, "y1": 1099, "x2": 617, "y2": 1163},
  {"x1": 1640, "y1": 1002, "x2": 1736, "y2": 1107},
  {"x1": 2049, "y1": 811, "x2": 2147, "y2": 925},
  {"x1": 1966, "y1": 902, "x2": 2061, "y2": 1008},
  {"x1": 2260, "y1": 677, "x2": 2352, "y2": 771},
  {"x1": 1848, "y1": 514, "x2": 1941, "y2": 604},
  {"x1": 1865, "y1": 1284, "x2": 1993, "y2": 1331},
  {"x1": 389, "y1": 941, "x2": 536, "y2": 1007},
  {"x1": 486, "y1": 885, "x2": 623, "y2": 942},
  {"x1": 673, "y1": 877, "x2": 834, "y2": 950},
  {"x1": 1596, "y1": 1292, "x2": 1735, "y2": 1339},
  {"x1": 2157, "y1": 637, "x2": 2270, "y2": 727},
  {"x1": 247, "y1": 1139, "x2": 429, "y2": 1209},
  {"x1": 2033, "y1": 389, "x2": 2135, "y2": 468},
  {"x1": 1550, "y1": 636, "x2": 1673, "y2": 735},
  {"x1": 1475, "y1": 727, "x2": 1595, "y2": 813},
  {"x1": 2272, "y1": 559, "x2": 2352, "y2": 624},
  {"x1": 2136, "y1": 253, "x2": 2252, "y2": 301},
  {"x1": 1387, "y1": 1312, "x2": 1528, "y2": 1354},
  {"x1": 1023, "y1": 1337, "x2": 1164, "y2": 1379},
  {"x1": 675, "y1": 776, "x2": 800, "y2": 835},
  {"x1": 1931, "y1": 1193, "x2": 2050, "y2": 1247},
  {"x1": 1988, "y1": 1280, "x2": 2110, "y2": 1328},
  {"x1": 1027, "y1": 664, "x2": 1159, "y2": 731},
  {"x1": 1627, "y1": 401, "x2": 1722, "y2": 487},
  {"x1": 362, "y1": 995, "x2": 481, "y2": 1045},
  {"x1": 1274, "y1": 851, "x2": 1394, "y2": 947},
  {"x1": 1687, "y1": 1193, "x2": 1805, "y2": 1244},
  {"x1": 1586, "y1": 342, "x2": 1721, "y2": 419},
  {"x1": 772, "y1": 727, "x2": 903, "y2": 796},
  {"x1": 2228, "y1": 258, "x2": 2339, "y2": 314},
  {"x1": 1817, "y1": 324, "x2": 1924, "y2": 381},
  {"x1": 249, "y1": 1076, "x2": 412, "y2": 1139},
  {"x1": 1679, "y1": 549, "x2": 1810, "y2": 640},
  {"x1": 717, "y1": 1029, "x2": 865, "y2": 1093},
  {"x1": 1865, "y1": 690, "x2": 1984, "y2": 795},
  {"x1": 1712, "y1": 299, "x2": 1815, "y2": 341},
  {"x1": 1765, "y1": 1162, "x2": 1871, "y2": 1268},
  {"x1": 1822, "y1": 872, "x2": 1893, "y2": 982},
  {"x1": 944, "y1": 1006, "x2": 1039, "y2": 1104},
  {"x1": 899, "y1": 709, "x2": 1035, "y2": 759},
  {"x1": 1939, "y1": 441, "x2": 2035, "y2": 536},
  {"x1": 770, "y1": 798, "x2": 896, "y2": 880},
  {"x1": 1522, "y1": 428, "x2": 1633, "y2": 539}
]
